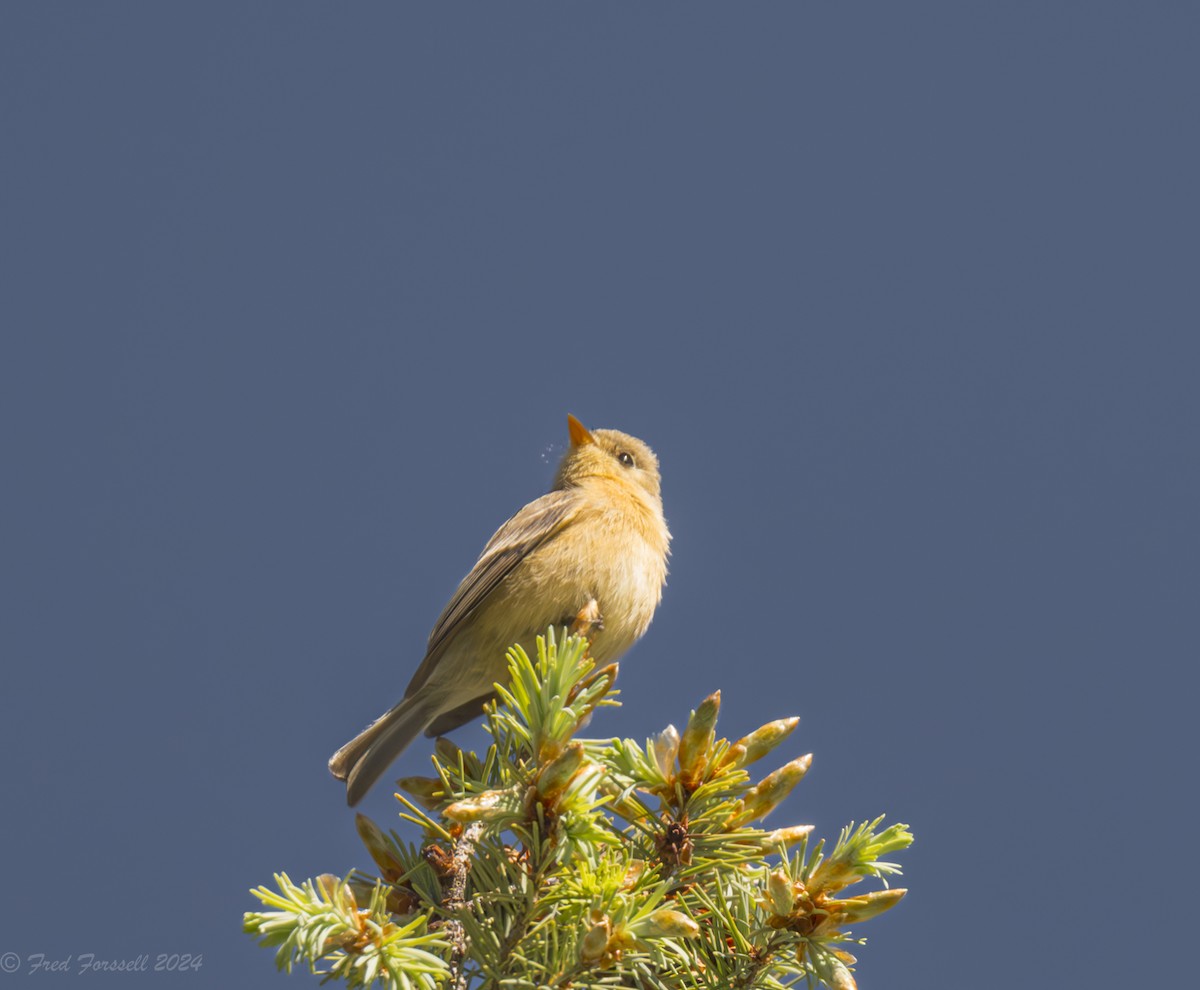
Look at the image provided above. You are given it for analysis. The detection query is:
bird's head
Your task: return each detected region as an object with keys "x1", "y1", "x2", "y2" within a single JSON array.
[{"x1": 554, "y1": 414, "x2": 662, "y2": 501}]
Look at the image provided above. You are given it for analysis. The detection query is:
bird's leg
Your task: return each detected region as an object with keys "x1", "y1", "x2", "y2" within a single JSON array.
[{"x1": 568, "y1": 598, "x2": 604, "y2": 647}]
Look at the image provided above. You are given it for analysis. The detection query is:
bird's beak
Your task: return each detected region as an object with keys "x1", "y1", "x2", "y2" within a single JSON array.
[{"x1": 567, "y1": 414, "x2": 595, "y2": 447}]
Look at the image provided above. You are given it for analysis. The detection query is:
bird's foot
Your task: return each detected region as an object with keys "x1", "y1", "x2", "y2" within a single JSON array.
[{"x1": 568, "y1": 598, "x2": 604, "y2": 642}]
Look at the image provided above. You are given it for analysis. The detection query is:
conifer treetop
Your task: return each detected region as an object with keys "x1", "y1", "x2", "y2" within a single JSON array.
[{"x1": 245, "y1": 630, "x2": 912, "y2": 989}]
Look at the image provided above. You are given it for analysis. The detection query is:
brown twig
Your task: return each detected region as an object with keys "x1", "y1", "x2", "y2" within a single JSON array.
[{"x1": 443, "y1": 821, "x2": 484, "y2": 990}]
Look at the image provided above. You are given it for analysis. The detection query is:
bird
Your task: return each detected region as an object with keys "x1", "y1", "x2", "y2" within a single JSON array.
[{"x1": 329, "y1": 414, "x2": 670, "y2": 805}]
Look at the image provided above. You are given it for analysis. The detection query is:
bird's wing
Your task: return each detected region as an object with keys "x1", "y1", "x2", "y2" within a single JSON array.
[{"x1": 404, "y1": 488, "x2": 582, "y2": 696}]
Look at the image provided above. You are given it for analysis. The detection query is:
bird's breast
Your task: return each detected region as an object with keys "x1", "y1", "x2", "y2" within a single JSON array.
[{"x1": 488, "y1": 490, "x2": 668, "y2": 664}]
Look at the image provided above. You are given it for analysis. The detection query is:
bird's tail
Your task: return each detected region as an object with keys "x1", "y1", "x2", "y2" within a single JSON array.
[{"x1": 328, "y1": 694, "x2": 435, "y2": 806}]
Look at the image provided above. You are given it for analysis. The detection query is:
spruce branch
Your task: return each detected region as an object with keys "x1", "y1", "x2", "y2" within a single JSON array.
[
  {"x1": 245, "y1": 628, "x2": 912, "y2": 989},
  {"x1": 441, "y1": 822, "x2": 484, "y2": 990}
]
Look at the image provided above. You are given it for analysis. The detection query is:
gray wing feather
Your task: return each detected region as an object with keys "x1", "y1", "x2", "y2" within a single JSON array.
[{"x1": 403, "y1": 488, "x2": 580, "y2": 696}]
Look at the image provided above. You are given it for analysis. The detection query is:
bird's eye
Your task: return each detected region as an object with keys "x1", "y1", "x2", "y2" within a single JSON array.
[{"x1": 618, "y1": 451, "x2": 636, "y2": 468}]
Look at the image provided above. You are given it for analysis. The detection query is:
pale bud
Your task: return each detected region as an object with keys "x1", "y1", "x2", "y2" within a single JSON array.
[
  {"x1": 652, "y1": 725, "x2": 680, "y2": 780},
  {"x1": 579, "y1": 919, "x2": 610, "y2": 961},
  {"x1": 830, "y1": 958, "x2": 857, "y2": 990},
  {"x1": 678, "y1": 691, "x2": 721, "y2": 788},
  {"x1": 729, "y1": 754, "x2": 813, "y2": 826},
  {"x1": 444, "y1": 789, "x2": 507, "y2": 823},
  {"x1": 766, "y1": 869, "x2": 796, "y2": 916},
  {"x1": 828, "y1": 887, "x2": 907, "y2": 924},
  {"x1": 734, "y1": 717, "x2": 800, "y2": 767},
  {"x1": 631, "y1": 908, "x2": 700, "y2": 939},
  {"x1": 537, "y1": 741, "x2": 586, "y2": 802},
  {"x1": 759, "y1": 824, "x2": 815, "y2": 850}
]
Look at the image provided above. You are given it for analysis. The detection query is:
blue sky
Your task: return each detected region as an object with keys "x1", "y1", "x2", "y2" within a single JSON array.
[{"x1": 2, "y1": 5, "x2": 1196, "y2": 988}]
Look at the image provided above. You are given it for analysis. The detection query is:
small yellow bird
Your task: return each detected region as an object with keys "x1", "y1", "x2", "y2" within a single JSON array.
[{"x1": 330, "y1": 414, "x2": 670, "y2": 805}]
